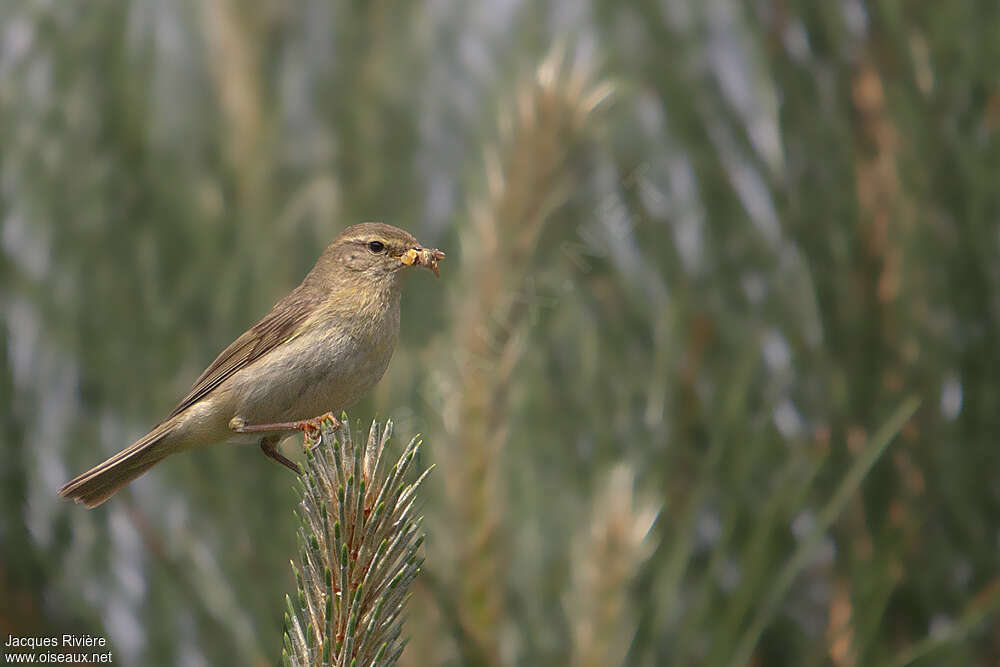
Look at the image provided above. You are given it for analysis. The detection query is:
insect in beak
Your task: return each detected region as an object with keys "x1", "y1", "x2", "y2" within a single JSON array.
[{"x1": 400, "y1": 247, "x2": 446, "y2": 277}]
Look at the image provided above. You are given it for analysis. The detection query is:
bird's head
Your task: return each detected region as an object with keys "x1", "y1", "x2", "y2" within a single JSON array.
[{"x1": 310, "y1": 222, "x2": 445, "y2": 294}]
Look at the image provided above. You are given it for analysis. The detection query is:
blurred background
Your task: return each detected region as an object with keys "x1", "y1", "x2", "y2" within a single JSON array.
[{"x1": 2, "y1": 1, "x2": 999, "y2": 665}]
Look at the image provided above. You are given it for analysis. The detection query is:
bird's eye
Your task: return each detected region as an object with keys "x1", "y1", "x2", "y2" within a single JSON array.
[{"x1": 368, "y1": 240, "x2": 385, "y2": 254}]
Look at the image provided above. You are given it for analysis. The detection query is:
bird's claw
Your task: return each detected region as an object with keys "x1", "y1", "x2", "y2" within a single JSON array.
[{"x1": 302, "y1": 412, "x2": 340, "y2": 449}]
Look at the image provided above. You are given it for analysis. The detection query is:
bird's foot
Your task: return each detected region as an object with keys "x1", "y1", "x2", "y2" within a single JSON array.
[{"x1": 302, "y1": 412, "x2": 341, "y2": 451}]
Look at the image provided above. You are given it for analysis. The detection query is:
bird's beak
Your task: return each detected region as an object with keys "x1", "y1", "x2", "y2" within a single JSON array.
[{"x1": 400, "y1": 247, "x2": 446, "y2": 277}]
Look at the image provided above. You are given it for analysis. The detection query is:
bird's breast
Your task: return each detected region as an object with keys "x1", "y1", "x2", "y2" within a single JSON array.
[{"x1": 224, "y1": 301, "x2": 401, "y2": 425}]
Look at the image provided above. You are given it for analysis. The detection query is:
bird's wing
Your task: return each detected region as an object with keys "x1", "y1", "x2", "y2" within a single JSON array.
[{"x1": 166, "y1": 289, "x2": 319, "y2": 420}]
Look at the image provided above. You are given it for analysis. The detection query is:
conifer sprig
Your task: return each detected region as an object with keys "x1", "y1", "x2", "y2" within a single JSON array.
[{"x1": 282, "y1": 416, "x2": 429, "y2": 667}]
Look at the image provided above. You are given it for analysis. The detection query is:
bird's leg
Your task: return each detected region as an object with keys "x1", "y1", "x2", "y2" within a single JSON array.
[
  {"x1": 229, "y1": 412, "x2": 341, "y2": 437},
  {"x1": 229, "y1": 412, "x2": 341, "y2": 454},
  {"x1": 259, "y1": 434, "x2": 299, "y2": 473}
]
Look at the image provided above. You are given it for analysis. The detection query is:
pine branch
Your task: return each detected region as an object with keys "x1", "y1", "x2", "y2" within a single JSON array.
[{"x1": 281, "y1": 415, "x2": 429, "y2": 667}]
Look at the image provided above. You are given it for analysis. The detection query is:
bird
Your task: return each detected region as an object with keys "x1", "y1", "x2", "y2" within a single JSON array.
[{"x1": 59, "y1": 222, "x2": 445, "y2": 508}]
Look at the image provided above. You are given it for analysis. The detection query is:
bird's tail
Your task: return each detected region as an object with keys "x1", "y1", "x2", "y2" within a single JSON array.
[{"x1": 59, "y1": 423, "x2": 176, "y2": 508}]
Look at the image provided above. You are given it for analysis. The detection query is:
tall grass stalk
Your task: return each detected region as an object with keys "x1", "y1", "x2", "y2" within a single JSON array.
[{"x1": 439, "y1": 46, "x2": 612, "y2": 662}]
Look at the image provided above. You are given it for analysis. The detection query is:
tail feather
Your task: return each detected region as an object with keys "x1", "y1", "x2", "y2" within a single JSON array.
[{"x1": 59, "y1": 423, "x2": 176, "y2": 508}]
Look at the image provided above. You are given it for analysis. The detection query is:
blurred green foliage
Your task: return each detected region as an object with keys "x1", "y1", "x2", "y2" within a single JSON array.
[{"x1": 2, "y1": 1, "x2": 998, "y2": 665}]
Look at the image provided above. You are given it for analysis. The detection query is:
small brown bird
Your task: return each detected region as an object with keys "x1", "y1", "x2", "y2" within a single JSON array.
[{"x1": 59, "y1": 222, "x2": 445, "y2": 508}]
